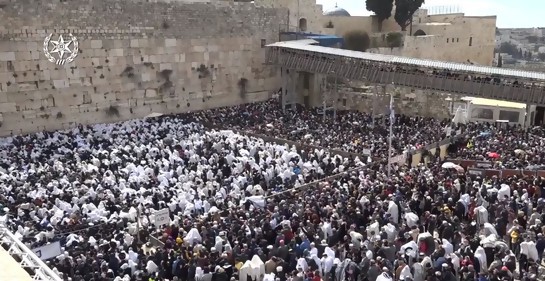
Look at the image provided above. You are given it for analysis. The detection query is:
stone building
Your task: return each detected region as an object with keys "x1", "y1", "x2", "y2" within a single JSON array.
[
  {"x1": 322, "y1": 8, "x2": 497, "y2": 66},
  {"x1": 0, "y1": 0, "x2": 497, "y2": 136}
]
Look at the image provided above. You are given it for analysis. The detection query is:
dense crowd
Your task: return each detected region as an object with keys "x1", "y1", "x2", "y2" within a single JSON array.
[
  {"x1": 196, "y1": 100, "x2": 453, "y2": 157},
  {"x1": 447, "y1": 124, "x2": 545, "y2": 170},
  {"x1": 0, "y1": 100, "x2": 544, "y2": 281}
]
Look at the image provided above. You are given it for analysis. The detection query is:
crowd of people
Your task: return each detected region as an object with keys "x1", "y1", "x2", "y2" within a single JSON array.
[
  {"x1": 446, "y1": 124, "x2": 545, "y2": 170},
  {"x1": 197, "y1": 100, "x2": 453, "y2": 157},
  {"x1": 0, "y1": 99, "x2": 544, "y2": 281}
]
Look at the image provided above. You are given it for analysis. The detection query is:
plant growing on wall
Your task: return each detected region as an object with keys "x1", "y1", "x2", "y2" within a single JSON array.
[
  {"x1": 394, "y1": 0, "x2": 424, "y2": 31},
  {"x1": 325, "y1": 21, "x2": 334, "y2": 28},
  {"x1": 343, "y1": 30, "x2": 371, "y2": 52},
  {"x1": 56, "y1": 112, "x2": 64, "y2": 119},
  {"x1": 120, "y1": 66, "x2": 135, "y2": 78},
  {"x1": 238, "y1": 78, "x2": 248, "y2": 99},
  {"x1": 105, "y1": 105, "x2": 120, "y2": 117},
  {"x1": 196, "y1": 64, "x2": 210, "y2": 79},
  {"x1": 386, "y1": 32, "x2": 403, "y2": 48},
  {"x1": 157, "y1": 69, "x2": 174, "y2": 95},
  {"x1": 365, "y1": 0, "x2": 394, "y2": 32}
]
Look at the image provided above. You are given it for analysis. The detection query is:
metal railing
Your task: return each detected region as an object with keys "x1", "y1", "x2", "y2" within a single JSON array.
[{"x1": 0, "y1": 227, "x2": 62, "y2": 281}]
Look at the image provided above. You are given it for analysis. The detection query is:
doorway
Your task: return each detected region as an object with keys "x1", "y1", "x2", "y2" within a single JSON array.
[{"x1": 535, "y1": 106, "x2": 545, "y2": 125}]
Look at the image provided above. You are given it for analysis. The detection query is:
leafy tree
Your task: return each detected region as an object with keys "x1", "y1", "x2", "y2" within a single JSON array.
[
  {"x1": 386, "y1": 32, "x2": 403, "y2": 47},
  {"x1": 499, "y1": 42, "x2": 519, "y2": 57},
  {"x1": 497, "y1": 54, "x2": 502, "y2": 67},
  {"x1": 394, "y1": 0, "x2": 425, "y2": 31},
  {"x1": 366, "y1": 0, "x2": 394, "y2": 32},
  {"x1": 527, "y1": 36, "x2": 538, "y2": 43},
  {"x1": 344, "y1": 30, "x2": 371, "y2": 52},
  {"x1": 538, "y1": 53, "x2": 545, "y2": 62}
]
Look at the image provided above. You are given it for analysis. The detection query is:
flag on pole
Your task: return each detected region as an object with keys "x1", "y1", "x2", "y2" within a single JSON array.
[{"x1": 389, "y1": 95, "x2": 395, "y2": 124}]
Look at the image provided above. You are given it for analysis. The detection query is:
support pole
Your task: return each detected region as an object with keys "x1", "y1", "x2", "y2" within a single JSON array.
[
  {"x1": 333, "y1": 76, "x2": 338, "y2": 120},
  {"x1": 322, "y1": 82, "x2": 326, "y2": 122},
  {"x1": 281, "y1": 68, "x2": 287, "y2": 113},
  {"x1": 387, "y1": 86, "x2": 394, "y2": 178}
]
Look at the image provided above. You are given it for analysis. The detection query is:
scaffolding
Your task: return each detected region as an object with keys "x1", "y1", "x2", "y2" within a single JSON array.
[{"x1": 0, "y1": 227, "x2": 62, "y2": 281}]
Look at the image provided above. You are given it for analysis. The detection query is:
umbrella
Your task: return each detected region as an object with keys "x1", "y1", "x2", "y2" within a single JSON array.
[
  {"x1": 453, "y1": 165, "x2": 464, "y2": 173},
  {"x1": 145, "y1": 112, "x2": 163, "y2": 118},
  {"x1": 487, "y1": 152, "x2": 500, "y2": 159},
  {"x1": 441, "y1": 162, "x2": 457, "y2": 169}
]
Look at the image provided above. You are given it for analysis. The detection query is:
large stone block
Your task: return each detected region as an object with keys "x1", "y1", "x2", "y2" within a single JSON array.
[{"x1": 0, "y1": 52, "x2": 16, "y2": 61}]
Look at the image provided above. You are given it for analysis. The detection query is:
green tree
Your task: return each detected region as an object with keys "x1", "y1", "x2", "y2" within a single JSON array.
[
  {"x1": 344, "y1": 30, "x2": 371, "y2": 52},
  {"x1": 394, "y1": 0, "x2": 425, "y2": 31},
  {"x1": 366, "y1": 0, "x2": 394, "y2": 32},
  {"x1": 386, "y1": 32, "x2": 403, "y2": 47},
  {"x1": 527, "y1": 36, "x2": 538, "y2": 43},
  {"x1": 499, "y1": 42, "x2": 518, "y2": 56},
  {"x1": 538, "y1": 53, "x2": 545, "y2": 61}
]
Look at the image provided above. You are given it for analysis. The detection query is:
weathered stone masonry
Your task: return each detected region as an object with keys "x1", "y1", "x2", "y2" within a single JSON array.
[{"x1": 0, "y1": 0, "x2": 287, "y2": 136}]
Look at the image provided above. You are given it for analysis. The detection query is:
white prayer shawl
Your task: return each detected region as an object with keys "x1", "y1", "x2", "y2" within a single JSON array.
[
  {"x1": 376, "y1": 272, "x2": 393, "y2": 281},
  {"x1": 399, "y1": 265, "x2": 412, "y2": 281},
  {"x1": 474, "y1": 247, "x2": 487, "y2": 273},
  {"x1": 400, "y1": 241, "x2": 418, "y2": 258},
  {"x1": 474, "y1": 206, "x2": 488, "y2": 224},
  {"x1": 450, "y1": 253, "x2": 461, "y2": 272},
  {"x1": 296, "y1": 257, "x2": 309, "y2": 272},
  {"x1": 404, "y1": 212, "x2": 419, "y2": 228},
  {"x1": 520, "y1": 241, "x2": 539, "y2": 262},
  {"x1": 184, "y1": 228, "x2": 202, "y2": 245},
  {"x1": 483, "y1": 223, "x2": 499, "y2": 237},
  {"x1": 322, "y1": 222, "x2": 333, "y2": 239},
  {"x1": 442, "y1": 239, "x2": 453, "y2": 257},
  {"x1": 387, "y1": 201, "x2": 399, "y2": 224},
  {"x1": 412, "y1": 263, "x2": 425, "y2": 281},
  {"x1": 146, "y1": 260, "x2": 158, "y2": 273}
]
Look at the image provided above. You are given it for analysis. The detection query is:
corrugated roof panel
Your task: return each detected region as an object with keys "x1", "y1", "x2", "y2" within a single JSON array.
[{"x1": 266, "y1": 42, "x2": 545, "y2": 81}]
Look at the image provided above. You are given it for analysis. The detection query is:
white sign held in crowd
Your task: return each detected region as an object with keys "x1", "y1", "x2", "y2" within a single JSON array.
[
  {"x1": 153, "y1": 208, "x2": 170, "y2": 228},
  {"x1": 389, "y1": 154, "x2": 406, "y2": 165},
  {"x1": 361, "y1": 148, "x2": 371, "y2": 156},
  {"x1": 32, "y1": 241, "x2": 62, "y2": 261}
]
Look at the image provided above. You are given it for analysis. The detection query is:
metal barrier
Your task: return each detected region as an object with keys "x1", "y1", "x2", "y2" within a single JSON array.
[
  {"x1": 445, "y1": 159, "x2": 545, "y2": 178},
  {"x1": 0, "y1": 227, "x2": 62, "y2": 281}
]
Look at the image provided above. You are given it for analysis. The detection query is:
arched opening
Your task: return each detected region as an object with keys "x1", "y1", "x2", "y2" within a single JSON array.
[
  {"x1": 413, "y1": 29, "x2": 426, "y2": 36},
  {"x1": 299, "y1": 18, "x2": 307, "y2": 32}
]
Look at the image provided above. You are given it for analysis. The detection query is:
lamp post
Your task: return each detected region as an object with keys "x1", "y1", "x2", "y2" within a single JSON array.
[{"x1": 387, "y1": 82, "x2": 394, "y2": 178}]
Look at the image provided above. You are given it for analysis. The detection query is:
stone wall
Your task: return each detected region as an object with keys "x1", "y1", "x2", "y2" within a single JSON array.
[{"x1": 0, "y1": 0, "x2": 286, "y2": 136}]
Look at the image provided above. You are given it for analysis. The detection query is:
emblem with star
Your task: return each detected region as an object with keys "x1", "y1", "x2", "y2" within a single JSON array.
[{"x1": 49, "y1": 35, "x2": 73, "y2": 60}]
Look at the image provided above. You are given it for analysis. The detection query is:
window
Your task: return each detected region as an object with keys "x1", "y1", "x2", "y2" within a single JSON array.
[
  {"x1": 447, "y1": 38, "x2": 449, "y2": 43},
  {"x1": 452, "y1": 38, "x2": 455, "y2": 42},
  {"x1": 469, "y1": 37, "x2": 473, "y2": 46},
  {"x1": 471, "y1": 108, "x2": 493, "y2": 120},
  {"x1": 299, "y1": 18, "x2": 307, "y2": 32},
  {"x1": 457, "y1": 38, "x2": 459, "y2": 42},
  {"x1": 499, "y1": 110, "x2": 520, "y2": 123},
  {"x1": 260, "y1": 39, "x2": 266, "y2": 48}
]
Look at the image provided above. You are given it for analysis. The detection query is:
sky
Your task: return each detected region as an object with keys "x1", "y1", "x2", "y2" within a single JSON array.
[{"x1": 317, "y1": 0, "x2": 545, "y2": 28}]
